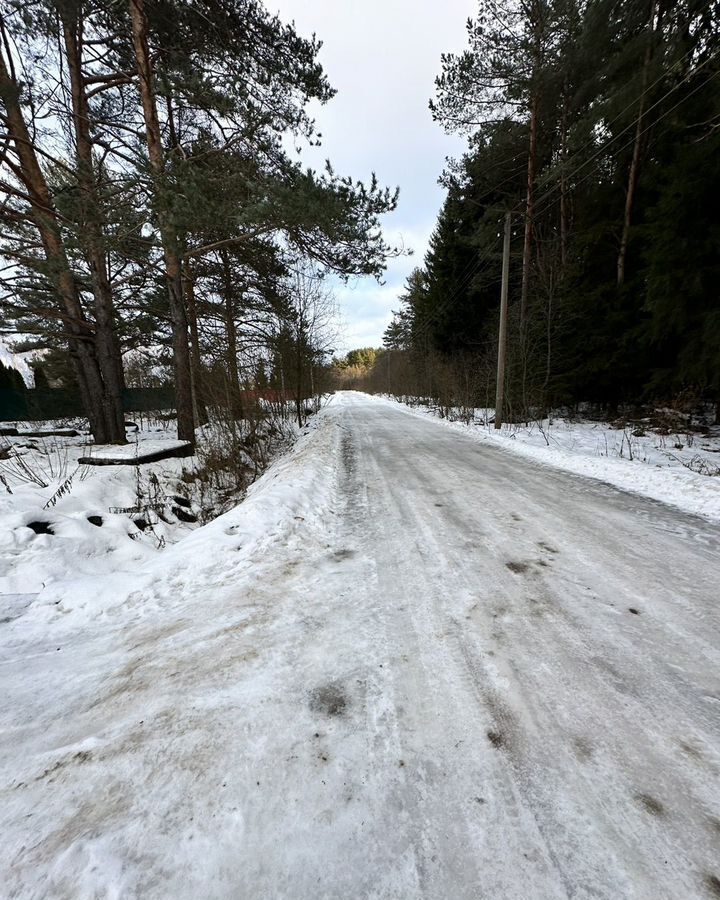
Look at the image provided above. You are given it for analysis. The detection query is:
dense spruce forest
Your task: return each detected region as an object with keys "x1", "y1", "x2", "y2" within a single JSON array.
[
  {"x1": 354, "y1": 0, "x2": 720, "y2": 422},
  {"x1": 0, "y1": 0, "x2": 397, "y2": 445}
]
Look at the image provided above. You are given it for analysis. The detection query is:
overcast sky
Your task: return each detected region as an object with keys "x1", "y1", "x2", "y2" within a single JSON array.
[{"x1": 271, "y1": 0, "x2": 475, "y2": 353}]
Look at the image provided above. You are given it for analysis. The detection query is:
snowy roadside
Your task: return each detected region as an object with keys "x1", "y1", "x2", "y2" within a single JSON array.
[
  {"x1": 1, "y1": 401, "x2": 347, "y2": 898},
  {"x1": 0, "y1": 404, "x2": 338, "y2": 621},
  {"x1": 1, "y1": 422, "x2": 197, "y2": 598},
  {"x1": 0, "y1": 402, "x2": 338, "y2": 620},
  {"x1": 368, "y1": 393, "x2": 720, "y2": 524},
  {"x1": 89, "y1": 396, "x2": 343, "y2": 618}
]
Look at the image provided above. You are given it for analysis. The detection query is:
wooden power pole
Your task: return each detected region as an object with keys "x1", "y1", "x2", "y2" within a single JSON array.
[{"x1": 495, "y1": 211, "x2": 512, "y2": 430}]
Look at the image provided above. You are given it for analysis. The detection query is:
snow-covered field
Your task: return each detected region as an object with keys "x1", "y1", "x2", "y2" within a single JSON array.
[
  {"x1": 1, "y1": 421, "x2": 201, "y2": 598},
  {"x1": 0, "y1": 413, "x2": 296, "y2": 599},
  {"x1": 2, "y1": 393, "x2": 720, "y2": 898},
  {"x1": 374, "y1": 395, "x2": 720, "y2": 524}
]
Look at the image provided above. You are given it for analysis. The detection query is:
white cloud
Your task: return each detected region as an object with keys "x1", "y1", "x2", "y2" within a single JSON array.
[{"x1": 272, "y1": 0, "x2": 474, "y2": 349}]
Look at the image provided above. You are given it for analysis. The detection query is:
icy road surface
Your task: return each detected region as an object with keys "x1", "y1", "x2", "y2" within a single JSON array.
[{"x1": 2, "y1": 392, "x2": 720, "y2": 899}]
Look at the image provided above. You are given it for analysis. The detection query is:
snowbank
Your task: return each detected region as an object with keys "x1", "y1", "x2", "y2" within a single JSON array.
[
  {"x1": 151, "y1": 402, "x2": 340, "y2": 585},
  {"x1": 0, "y1": 403, "x2": 340, "y2": 624},
  {"x1": 0, "y1": 402, "x2": 347, "y2": 899},
  {"x1": 0, "y1": 425, "x2": 197, "y2": 596}
]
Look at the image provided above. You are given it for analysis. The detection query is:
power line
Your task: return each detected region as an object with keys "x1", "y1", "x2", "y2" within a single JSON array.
[
  {"x1": 532, "y1": 62, "x2": 720, "y2": 225},
  {"x1": 398, "y1": 38, "x2": 719, "y2": 347},
  {"x1": 531, "y1": 44, "x2": 720, "y2": 222}
]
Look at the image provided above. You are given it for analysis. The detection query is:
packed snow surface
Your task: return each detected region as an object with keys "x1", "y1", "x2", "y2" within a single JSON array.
[
  {"x1": 375, "y1": 394, "x2": 720, "y2": 524},
  {"x1": 2, "y1": 392, "x2": 720, "y2": 898}
]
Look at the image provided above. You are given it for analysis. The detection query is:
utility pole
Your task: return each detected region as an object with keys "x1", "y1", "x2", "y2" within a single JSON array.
[{"x1": 495, "y1": 210, "x2": 512, "y2": 430}]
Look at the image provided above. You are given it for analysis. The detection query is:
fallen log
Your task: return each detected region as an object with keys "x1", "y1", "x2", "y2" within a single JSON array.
[{"x1": 79, "y1": 440, "x2": 193, "y2": 466}]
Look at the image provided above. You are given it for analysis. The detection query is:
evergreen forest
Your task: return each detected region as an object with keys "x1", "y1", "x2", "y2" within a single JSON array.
[{"x1": 367, "y1": 0, "x2": 720, "y2": 422}]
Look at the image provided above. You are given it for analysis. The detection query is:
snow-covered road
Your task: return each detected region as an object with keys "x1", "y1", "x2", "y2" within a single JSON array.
[{"x1": 3, "y1": 392, "x2": 720, "y2": 899}]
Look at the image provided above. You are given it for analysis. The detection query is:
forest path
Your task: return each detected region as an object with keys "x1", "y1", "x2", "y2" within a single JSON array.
[{"x1": 3, "y1": 392, "x2": 720, "y2": 899}]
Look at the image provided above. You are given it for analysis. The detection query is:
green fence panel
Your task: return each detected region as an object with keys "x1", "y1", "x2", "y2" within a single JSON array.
[
  {"x1": 0, "y1": 389, "x2": 28, "y2": 420},
  {"x1": 122, "y1": 387, "x2": 176, "y2": 413},
  {"x1": 0, "y1": 387, "x2": 176, "y2": 422}
]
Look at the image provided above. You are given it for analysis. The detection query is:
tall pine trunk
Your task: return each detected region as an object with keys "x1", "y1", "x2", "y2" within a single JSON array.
[
  {"x1": 295, "y1": 331, "x2": 305, "y2": 429},
  {"x1": 128, "y1": 0, "x2": 195, "y2": 445},
  {"x1": 221, "y1": 250, "x2": 244, "y2": 420},
  {"x1": 559, "y1": 78, "x2": 570, "y2": 272},
  {"x1": 0, "y1": 24, "x2": 109, "y2": 442},
  {"x1": 617, "y1": 0, "x2": 656, "y2": 287},
  {"x1": 519, "y1": 91, "x2": 539, "y2": 418},
  {"x1": 182, "y1": 264, "x2": 208, "y2": 426},
  {"x1": 520, "y1": 93, "x2": 538, "y2": 329},
  {"x1": 61, "y1": 8, "x2": 126, "y2": 443}
]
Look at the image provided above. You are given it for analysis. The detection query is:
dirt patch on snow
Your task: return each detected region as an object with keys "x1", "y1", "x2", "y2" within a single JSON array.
[
  {"x1": 309, "y1": 683, "x2": 348, "y2": 718},
  {"x1": 635, "y1": 793, "x2": 665, "y2": 817}
]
